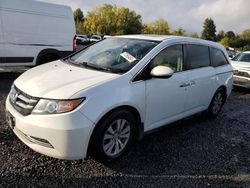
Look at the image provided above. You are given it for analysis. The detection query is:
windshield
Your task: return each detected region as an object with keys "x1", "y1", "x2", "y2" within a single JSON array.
[
  {"x1": 69, "y1": 38, "x2": 159, "y2": 73},
  {"x1": 232, "y1": 53, "x2": 250, "y2": 63}
]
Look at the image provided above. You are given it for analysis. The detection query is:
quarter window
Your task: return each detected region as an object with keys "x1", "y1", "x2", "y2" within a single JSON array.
[
  {"x1": 151, "y1": 45, "x2": 183, "y2": 73},
  {"x1": 186, "y1": 44, "x2": 210, "y2": 70},
  {"x1": 211, "y1": 48, "x2": 229, "y2": 67}
]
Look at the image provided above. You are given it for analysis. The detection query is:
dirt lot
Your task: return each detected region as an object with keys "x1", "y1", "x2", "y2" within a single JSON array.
[{"x1": 0, "y1": 69, "x2": 250, "y2": 187}]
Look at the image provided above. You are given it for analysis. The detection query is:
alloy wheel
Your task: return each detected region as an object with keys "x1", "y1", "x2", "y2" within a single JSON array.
[
  {"x1": 212, "y1": 92, "x2": 223, "y2": 115},
  {"x1": 102, "y1": 119, "x2": 131, "y2": 157}
]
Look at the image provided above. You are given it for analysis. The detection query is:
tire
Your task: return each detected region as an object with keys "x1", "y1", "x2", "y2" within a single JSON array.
[
  {"x1": 90, "y1": 110, "x2": 136, "y2": 163},
  {"x1": 208, "y1": 88, "x2": 226, "y2": 117}
]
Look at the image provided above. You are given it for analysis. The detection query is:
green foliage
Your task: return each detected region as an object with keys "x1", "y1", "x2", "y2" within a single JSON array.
[
  {"x1": 83, "y1": 4, "x2": 142, "y2": 35},
  {"x1": 172, "y1": 28, "x2": 186, "y2": 36},
  {"x1": 143, "y1": 19, "x2": 170, "y2": 35},
  {"x1": 201, "y1": 18, "x2": 217, "y2": 41},
  {"x1": 74, "y1": 8, "x2": 84, "y2": 23},
  {"x1": 218, "y1": 29, "x2": 250, "y2": 50},
  {"x1": 188, "y1": 33, "x2": 200, "y2": 38},
  {"x1": 240, "y1": 29, "x2": 250, "y2": 40},
  {"x1": 216, "y1": 30, "x2": 225, "y2": 42},
  {"x1": 242, "y1": 44, "x2": 250, "y2": 51},
  {"x1": 220, "y1": 37, "x2": 230, "y2": 48},
  {"x1": 225, "y1": 31, "x2": 236, "y2": 39},
  {"x1": 73, "y1": 8, "x2": 85, "y2": 34}
]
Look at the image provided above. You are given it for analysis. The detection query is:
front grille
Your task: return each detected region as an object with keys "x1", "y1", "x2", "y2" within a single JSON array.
[
  {"x1": 9, "y1": 85, "x2": 39, "y2": 116},
  {"x1": 234, "y1": 71, "x2": 250, "y2": 78}
]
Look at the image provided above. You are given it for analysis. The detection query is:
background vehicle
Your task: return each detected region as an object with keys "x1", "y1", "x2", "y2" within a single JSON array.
[
  {"x1": 227, "y1": 50, "x2": 237, "y2": 59},
  {"x1": 90, "y1": 35, "x2": 103, "y2": 43},
  {"x1": 76, "y1": 35, "x2": 90, "y2": 45},
  {"x1": 0, "y1": 0, "x2": 76, "y2": 66},
  {"x1": 231, "y1": 51, "x2": 250, "y2": 88},
  {"x1": 103, "y1": 35, "x2": 112, "y2": 39},
  {"x1": 5, "y1": 35, "x2": 232, "y2": 162}
]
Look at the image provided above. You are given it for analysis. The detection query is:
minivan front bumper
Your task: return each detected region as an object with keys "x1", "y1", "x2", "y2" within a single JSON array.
[{"x1": 5, "y1": 95, "x2": 94, "y2": 160}]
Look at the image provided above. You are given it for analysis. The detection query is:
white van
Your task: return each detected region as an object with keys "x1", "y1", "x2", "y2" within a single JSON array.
[
  {"x1": 6, "y1": 35, "x2": 233, "y2": 162},
  {"x1": 0, "y1": 0, "x2": 76, "y2": 66}
]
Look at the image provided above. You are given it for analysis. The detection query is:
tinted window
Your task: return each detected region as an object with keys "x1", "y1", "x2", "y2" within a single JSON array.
[
  {"x1": 151, "y1": 45, "x2": 183, "y2": 73},
  {"x1": 211, "y1": 47, "x2": 229, "y2": 67},
  {"x1": 186, "y1": 45, "x2": 210, "y2": 70}
]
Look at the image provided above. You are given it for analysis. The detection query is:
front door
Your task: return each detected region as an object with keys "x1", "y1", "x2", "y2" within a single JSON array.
[{"x1": 145, "y1": 44, "x2": 189, "y2": 131}]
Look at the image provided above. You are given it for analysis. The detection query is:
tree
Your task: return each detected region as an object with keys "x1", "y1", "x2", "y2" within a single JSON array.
[
  {"x1": 220, "y1": 37, "x2": 230, "y2": 48},
  {"x1": 201, "y1": 18, "x2": 216, "y2": 41},
  {"x1": 84, "y1": 4, "x2": 142, "y2": 35},
  {"x1": 189, "y1": 33, "x2": 199, "y2": 38},
  {"x1": 172, "y1": 28, "x2": 186, "y2": 36},
  {"x1": 225, "y1": 31, "x2": 236, "y2": 39},
  {"x1": 74, "y1": 8, "x2": 84, "y2": 24},
  {"x1": 143, "y1": 19, "x2": 170, "y2": 35},
  {"x1": 73, "y1": 8, "x2": 85, "y2": 34},
  {"x1": 229, "y1": 37, "x2": 247, "y2": 49},
  {"x1": 216, "y1": 30, "x2": 225, "y2": 42},
  {"x1": 240, "y1": 29, "x2": 250, "y2": 40}
]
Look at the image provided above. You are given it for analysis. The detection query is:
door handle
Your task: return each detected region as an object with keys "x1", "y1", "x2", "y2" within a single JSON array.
[{"x1": 179, "y1": 82, "x2": 190, "y2": 87}]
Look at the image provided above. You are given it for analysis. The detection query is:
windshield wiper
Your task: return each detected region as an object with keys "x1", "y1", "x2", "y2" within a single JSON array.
[
  {"x1": 65, "y1": 59, "x2": 124, "y2": 74},
  {"x1": 81, "y1": 62, "x2": 124, "y2": 73}
]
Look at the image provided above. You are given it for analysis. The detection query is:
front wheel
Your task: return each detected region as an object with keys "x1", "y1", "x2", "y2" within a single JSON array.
[
  {"x1": 90, "y1": 110, "x2": 136, "y2": 163},
  {"x1": 208, "y1": 89, "x2": 226, "y2": 117}
]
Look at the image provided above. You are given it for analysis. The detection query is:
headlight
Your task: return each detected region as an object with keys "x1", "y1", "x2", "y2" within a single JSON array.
[
  {"x1": 9, "y1": 84, "x2": 17, "y2": 103},
  {"x1": 32, "y1": 98, "x2": 85, "y2": 114}
]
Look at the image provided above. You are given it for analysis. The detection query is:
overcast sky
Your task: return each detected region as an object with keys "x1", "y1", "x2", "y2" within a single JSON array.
[{"x1": 40, "y1": 0, "x2": 250, "y2": 34}]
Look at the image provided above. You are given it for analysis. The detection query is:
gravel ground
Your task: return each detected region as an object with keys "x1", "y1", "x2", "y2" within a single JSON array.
[{"x1": 0, "y1": 70, "x2": 250, "y2": 188}]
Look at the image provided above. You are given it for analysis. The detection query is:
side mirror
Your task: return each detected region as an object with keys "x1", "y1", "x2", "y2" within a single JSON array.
[{"x1": 150, "y1": 66, "x2": 174, "y2": 78}]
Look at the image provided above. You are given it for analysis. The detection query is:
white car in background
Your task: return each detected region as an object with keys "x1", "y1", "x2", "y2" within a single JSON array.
[
  {"x1": 231, "y1": 51, "x2": 250, "y2": 88},
  {"x1": 76, "y1": 35, "x2": 90, "y2": 45},
  {"x1": 90, "y1": 35, "x2": 103, "y2": 43},
  {"x1": 5, "y1": 35, "x2": 233, "y2": 162}
]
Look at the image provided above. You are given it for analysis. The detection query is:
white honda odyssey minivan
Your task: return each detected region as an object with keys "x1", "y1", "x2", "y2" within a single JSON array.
[{"x1": 5, "y1": 35, "x2": 233, "y2": 162}]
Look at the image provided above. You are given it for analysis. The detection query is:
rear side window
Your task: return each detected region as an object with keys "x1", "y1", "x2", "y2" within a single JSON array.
[
  {"x1": 185, "y1": 44, "x2": 210, "y2": 70},
  {"x1": 211, "y1": 48, "x2": 229, "y2": 67}
]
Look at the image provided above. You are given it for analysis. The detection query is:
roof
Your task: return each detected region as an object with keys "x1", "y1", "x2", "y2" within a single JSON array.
[
  {"x1": 115, "y1": 35, "x2": 172, "y2": 41},
  {"x1": 115, "y1": 34, "x2": 224, "y2": 50}
]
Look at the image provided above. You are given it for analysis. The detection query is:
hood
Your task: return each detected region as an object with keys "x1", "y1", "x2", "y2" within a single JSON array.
[
  {"x1": 231, "y1": 60, "x2": 250, "y2": 71},
  {"x1": 14, "y1": 61, "x2": 119, "y2": 99}
]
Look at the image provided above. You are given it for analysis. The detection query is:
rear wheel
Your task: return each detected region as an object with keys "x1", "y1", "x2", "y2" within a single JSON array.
[
  {"x1": 90, "y1": 110, "x2": 136, "y2": 163},
  {"x1": 208, "y1": 89, "x2": 226, "y2": 117}
]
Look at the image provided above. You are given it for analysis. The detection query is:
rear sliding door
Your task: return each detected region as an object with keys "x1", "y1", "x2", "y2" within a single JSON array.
[{"x1": 184, "y1": 44, "x2": 217, "y2": 112}]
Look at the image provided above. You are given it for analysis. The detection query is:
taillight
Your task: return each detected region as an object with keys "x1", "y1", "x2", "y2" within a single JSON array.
[{"x1": 73, "y1": 35, "x2": 76, "y2": 52}]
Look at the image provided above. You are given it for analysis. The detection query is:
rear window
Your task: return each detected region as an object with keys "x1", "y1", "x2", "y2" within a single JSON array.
[
  {"x1": 185, "y1": 44, "x2": 210, "y2": 70},
  {"x1": 211, "y1": 48, "x2": 229, "y2": 67}
]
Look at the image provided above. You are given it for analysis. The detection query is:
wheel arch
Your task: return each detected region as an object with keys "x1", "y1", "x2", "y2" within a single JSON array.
[
  {"x1": 217, "y1": 85, "x2": 227, "y2": 96},
  {"x1": 86, "y1": 105, "x2": 144, "y2": 157},
  {"x1": 36, "y1": 49, "x2": 61, "y2": 65}
]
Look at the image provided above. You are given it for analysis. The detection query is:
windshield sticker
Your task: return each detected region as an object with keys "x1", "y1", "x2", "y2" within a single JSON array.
[{"x1": 120, "y1": 52, "x2": 137, "y2": 63}]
